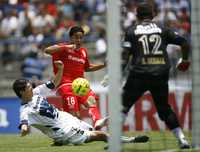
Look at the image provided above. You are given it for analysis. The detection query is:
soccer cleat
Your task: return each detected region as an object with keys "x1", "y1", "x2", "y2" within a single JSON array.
[
  {"x1": 103, "y1": 135, "x2": 149, "y2": 150},
  {"x1": 51, "y1": 141, "x2": 63, "y2": 146},
  {"x1": 104, "y1": 144, "x2": 109, "y2": 150},
  {"x1": 179, "y1": 138, "x2": 190, "y2": 149},
  {"x1": 130, "y1": 135, "x2": 149, "y2": 143},
  {"x1": 94, "y1": 116, "x2": 109, "y2": 130}
]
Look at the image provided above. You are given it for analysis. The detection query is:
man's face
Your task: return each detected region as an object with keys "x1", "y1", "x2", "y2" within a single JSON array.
[
  {"x1": 70, "y1": 32, "x2": 84, "y2": 49},
  {"x1": 21, "y1": 83, "x2": 33, "y2": 102}
]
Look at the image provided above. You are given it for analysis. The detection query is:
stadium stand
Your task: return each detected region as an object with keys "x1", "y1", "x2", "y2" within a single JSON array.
[{"x1": 0, "y1": 0, "x2": 190, "y2": 97}]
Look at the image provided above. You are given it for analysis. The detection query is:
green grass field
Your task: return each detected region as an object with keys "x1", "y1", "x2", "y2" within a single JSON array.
[{"x1": 0, "y1": 131, "x2": 197, "y2": 152}]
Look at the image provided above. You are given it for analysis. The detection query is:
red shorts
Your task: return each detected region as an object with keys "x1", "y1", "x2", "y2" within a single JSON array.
[{"x1": 56, "y1": 83, "x2": 99, "y2": 112}]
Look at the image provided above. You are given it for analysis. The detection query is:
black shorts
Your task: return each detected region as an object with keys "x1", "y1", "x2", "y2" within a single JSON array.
[{"x1": 122, "y1": 73, "x2": 169, "y2": 114}]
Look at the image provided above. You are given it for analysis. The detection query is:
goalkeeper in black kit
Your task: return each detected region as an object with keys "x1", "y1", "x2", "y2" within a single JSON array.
[{"x1": 121, "y1": 3, "x2": 190, "y2": 149}]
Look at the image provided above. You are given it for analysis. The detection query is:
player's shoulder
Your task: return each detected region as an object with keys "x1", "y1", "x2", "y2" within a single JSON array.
[
  {"x1": 125, "y1": 24, "x2": 137, "y2": 34},
  {"x1": 79, "y1": 47, "x2": 87, "y2": 52},
  {"x1": 33, "y1": 82, "x2": 54, "y2": 93},
  {"x1": 78, "y1": 47, "x2": 88, "y2": 56},
  {"x1": 21, "y1": 103, "x2": 29, "y2": 108}
]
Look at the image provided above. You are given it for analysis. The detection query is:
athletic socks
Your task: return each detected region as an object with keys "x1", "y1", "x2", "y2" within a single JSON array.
[{"x1": 88, "y1": 106, "x2": 101, "y2": 123}]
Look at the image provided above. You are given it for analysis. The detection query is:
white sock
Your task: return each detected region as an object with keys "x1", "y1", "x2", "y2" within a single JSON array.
[
  {"x1": 172, "y1": 127, "x2": 186, "y2": 142},
  {"x1": 120, "y1": 136, "x2": 135, "y2": 143},
  {"x1": 121, "y1": 113, "x2": 127, "y2": 125}
]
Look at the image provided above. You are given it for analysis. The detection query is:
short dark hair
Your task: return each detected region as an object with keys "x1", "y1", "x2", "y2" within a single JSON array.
[
  {"x1": 136, "y1": 3, "x2": 153, "y2": 20},
  {"x1": 13, "y1": 78, "x2": 29, "y2": 98},
  {"x1": 69, "y1": 26, "x2": 84, "y2": 37}
]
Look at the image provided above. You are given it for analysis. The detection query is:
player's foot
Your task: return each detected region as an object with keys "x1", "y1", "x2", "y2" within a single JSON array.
[
  {"x1": 130, "y1": 135, "x2": 149, "y2": 143},
  {"x1": 179, "y1": 138, "x2": 190, "y2": 149},
  {"x1": 104, "y1": 144, "x2": 109, "y2": 150},
  {"x1": 103, "y1": 135, "x2": 149, "y2": 150},
  {"x1": 94, "y1": 116, "x2": 109, "y2": 130},
  {"x1": 51, "y1": 141, "x2": 63, "y2": 146}
]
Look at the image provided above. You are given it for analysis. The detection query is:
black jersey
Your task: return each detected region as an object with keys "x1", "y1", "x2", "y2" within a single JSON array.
[{"x1": 123, "y1": 20, "x2": 186, "y2": 76}]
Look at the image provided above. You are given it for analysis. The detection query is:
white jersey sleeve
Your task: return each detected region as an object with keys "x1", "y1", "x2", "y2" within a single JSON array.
[
  {"x1": 19, "y1": 105, "x2": 30, "y2": 129},
  {"x1": 33, "y1": 81, "x2": 55, "y2": 98}
]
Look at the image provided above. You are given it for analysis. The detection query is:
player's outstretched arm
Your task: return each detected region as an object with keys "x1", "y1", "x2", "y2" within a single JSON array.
[
  {"x1": 85, "y1": 62, "x2": 106, "y2": 72},
  {"x1": 44, "y1": 44, "x2": 75, "y2": 55},
  {"x1": 52, "y1": 60, "x2": 64, "y2": 87}
]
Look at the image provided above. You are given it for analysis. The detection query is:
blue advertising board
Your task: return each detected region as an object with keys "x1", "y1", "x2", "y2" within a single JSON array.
[{"x1": 0, "y1": 97, "x2": 20, "y2": 133}]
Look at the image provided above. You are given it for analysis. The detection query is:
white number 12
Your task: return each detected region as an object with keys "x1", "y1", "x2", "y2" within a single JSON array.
[{"x1": 139, "y1": 34, "x2": 163, "y2": 55}]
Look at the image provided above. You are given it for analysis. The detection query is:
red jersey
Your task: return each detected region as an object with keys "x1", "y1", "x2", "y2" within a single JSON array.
[{"x1": 52, "y1": 43, "x2": 90, "y2": 84}]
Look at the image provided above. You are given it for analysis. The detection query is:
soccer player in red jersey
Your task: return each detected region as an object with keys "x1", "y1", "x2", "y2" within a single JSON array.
[{"x1": 44, "y1": 26, "x2": 108, "y2": 130}]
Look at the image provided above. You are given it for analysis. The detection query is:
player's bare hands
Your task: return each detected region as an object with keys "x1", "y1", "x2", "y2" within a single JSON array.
[
  {"x1": 21, "y1": 124, "x2": 29, "y2": 137},
  {"x1": 54, "y1": 60, "x2": 64, "y2": 69}
]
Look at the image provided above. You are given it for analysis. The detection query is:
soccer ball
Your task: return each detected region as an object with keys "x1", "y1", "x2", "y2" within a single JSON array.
[{"x1": 72, "y1": 78, "x2": 90, "y2": 96}]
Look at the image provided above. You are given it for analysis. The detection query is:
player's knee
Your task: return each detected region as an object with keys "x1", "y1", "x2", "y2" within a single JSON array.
[{"x1": 157, "y1": 108, "x2": 173, "y2": 121}]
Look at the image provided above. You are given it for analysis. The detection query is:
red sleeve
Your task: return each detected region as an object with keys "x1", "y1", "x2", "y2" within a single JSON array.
[
  {"x1": 52, "y1": 43, "x2": 67, "y2": 74},
  {"x1": 52, "y1": 43, "x2": 66, "y2": 60}
]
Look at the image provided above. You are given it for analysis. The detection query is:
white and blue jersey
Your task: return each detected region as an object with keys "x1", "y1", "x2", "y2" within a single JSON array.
[{"x1": 19, "y1": 81, "x2": 93, "y2": 145}]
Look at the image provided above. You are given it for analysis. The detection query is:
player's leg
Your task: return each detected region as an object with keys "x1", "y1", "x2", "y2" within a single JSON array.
[
  {"x1": 53, "y1": 129, "x2": 149, "y2": 146},
  {"x1": 87, "y1": 131, "x2": 150, "y2": 150},
  {"x1": 86, "y1": 131, "x2": 149, "y2": 144},
  {"x1": 80, "y1": 90, "x2": 108, "y2": 130},
  {"x1": 150, "y1": 78, "x2": 190, "y2": 149},
  {"x1": 122, "y1": 76, "x2": 146, "y2": 123}
]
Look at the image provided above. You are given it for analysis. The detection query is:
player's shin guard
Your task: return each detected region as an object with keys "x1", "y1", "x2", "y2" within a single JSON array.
[
  {"x1": 87, "y1": 96, "x2": 108, "y2": 130},
  {"x1": 89, "y1": 106, "x2": 108, "y2": 130},
  {"x1": 88, "y1": 106, "x2": 102, "y2": 124}
]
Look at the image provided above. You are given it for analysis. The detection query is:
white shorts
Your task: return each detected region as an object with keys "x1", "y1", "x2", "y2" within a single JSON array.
[
  {"x1": 66, "y1": 129, "x2": 92, "y2": 145},
  {"x1": 53, "y1": 127, "x2": 92, "y2": 145},
  {"x1": 52, "y1": 111, "x2": 93, "y2": 145}
]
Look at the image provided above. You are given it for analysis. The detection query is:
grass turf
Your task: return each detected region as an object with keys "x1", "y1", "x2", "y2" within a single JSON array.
[{"x1": 0, "y1": 131, "x2": 197, "y2": 152}]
